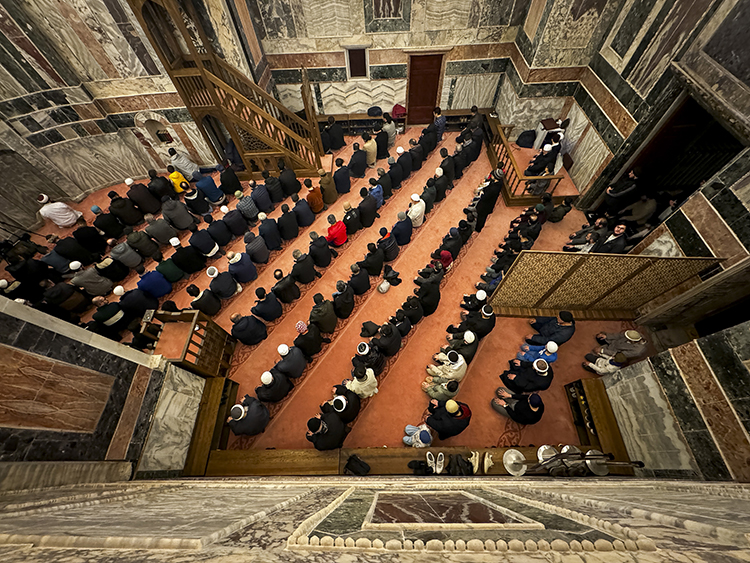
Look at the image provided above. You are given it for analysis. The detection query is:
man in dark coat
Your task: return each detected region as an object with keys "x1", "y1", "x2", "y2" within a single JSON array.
[
  {"x1": 184, "y1": 188, "x2": 210, "y2": 216},
  {"x1": 390, "y1": 309, "x2": 412, "y2": 337},
  {"x1": 73, "y1": 225, "x2": 107, "y2": 255},
  {"x1": 325, "y1": 116, "x2": 346, "y2": 150},
  {"x1": 219, "y1": 163, "x2": 242, "y2": 195},
  {"x1": 474, "y1": 169, "x2": 505, "y2": 232},
  {"x1": 290, "y1": 249, "x2": 321, "y2": 284},
  {"x1": 91, "y1": 206, "x2": 126, "y2": 239},
  {"x1": 348, "y1": 142, "x2": 368, "y2": 178},
  {"x1": 434, "y1": 168, "x2": 450, "y2": 201},
  {"x1": 421, "y1": 179, "x2": 437, "y2": 214},
  {"x1": 524, "y1": 144, "x2": 555, "y2": 176},
  {"x1": 161, "y1": 197, "x2": 197, "y2": 232},
  {"x1": 343, "y1": 202, "x2": 362, "y2": 235},
  {"x1": 117, "y1": 286, "x2": 158, "y2": 319},
  {"x1": 262, "y1": 170, "x2": 284, "y2": 204},
  {"x1": 147, "y1": 169, "x2": 175, "y2": 201},
  {"x1": 408, "y1": 138, "x2": 424, "y2": 171},
  {"x1": 492, "y1": 390, "x2": 544, "y2": 425},
  {"x1": 396, "y1": 146, "x2": 412, "y2": 179},
  {"x1": 374, "y1": 123, "x2": 389, "y2": 160},
  {"x1": 204, "y1": 215, "x2": 233, "y2": 247},
  {"x1": 500, "y1": 358, "x2": 554, "y2": 394},
  {"x1": 227, "y1": 250, "x2": 257, "y2": 283},
  {"x1": 54, "y1": 237, "x2": 95, "y2": 265},
  {"x1": 420, "y1": 123, "x2": 438, "y2": 154},
  {"x1": 277, "y1": 204, "x2": 299, "y2": 241},
  {"x1": 403, "y1": 295, "x2": 424, "y2": 324},
  {"x1": 108, "y1": 191, "x2": 143, "y2": 226},
  {"x1": 308, "y1": 293, "x2": 337, "y2": 334},
  {"x1": 244, "y1": 232, "x2": 270, "y2": 264},
  {"x1": 439, "y1": 148, "x2": 455, "y2": 185},
  {"x1": 358, "y1": 242, "x2": 385, "y2": 277},
  {"x1": 278, "y1": 160, "x2": 301, "y2": 196},
  {"x1": 189, "y1": 229, "x2": 222, "y2": 258},
  {"x1": 309, "y1": 232, "x2": 336, "y2": 268},
  {"x1": 593, "y1": 224, "x2": 628, "y2": 254},
  {"x1": 377, "y1": 168, "x2": 393, "y2": 199},
  {"x1": 231, "y1": 313, "x2": 267, "y2": 346},
  {"x1": 391, "y1": 212, "x2": 412, "y2": 246},
  {"x1": 275, "y1": 344, "x2": 306, "y2": 378},
  {"x1": 426, "y1": 399, "x2": 472, "y2": 440},
  {"x1": 441, "y1": 330, "x2": 479, "y2": 363},
  {"x1": 144, "y1": 214, "x2": 177, "y2": 245},
  {"x1": 306, "y1": 411, "x2": 347, "y2": 450},
  {"x1": 291, "y1": 193, "x2": 315, "y2": 227},
  {"x1": 448, "y1": 305, "x2": 496, "y2": 340},
  {"x1": 227, "y1": 395, "x2": 269, "y2": 436},
  {"x1": 209, "y1": 269, "x2": 241, "y2": 299},
  {"x1": 371, "y1": 322, "x2": 401, "y2": 357},
  {"x1": 348, "y1": 263, "x2": 370, "y2": 295},
  {"x1": 377, "y1": 228, "x2": 399, "y2": 262},
  {"x1": 294, "y1": 320, "x2": 330, "y2": 360},
  {"x1": 272, "y1": 268, "x2": 300, "y2": 303},
  {"x1": 452, "y1": 143, "x2": 469, "y2": 179},
  {"x1": 222, "y1": 208, "x2": 249, "y2": 237},
  {"x1": 525, "y1": 312, "x2": 575, "y2": 346},
  {"x1": 186, "y1": 284, "x2": 221, "y2": 316},
  {"x1": 351, "y1": 342, "x2": 385, "y2": 376},
  {"x1": 255, "y1": 369, "x2": 292, "y2": 403},
  {"x1": 388, "y1": 156, "x2": 403, "y2": 190},
  {"x1": 258, "y1": 213, "x2": 282, "y2": 251},
  {"x1": 438, "y1": 228, "x2": 462, "y2": 260},
  {"x1": 127, "y1": 231, "x2": 162, "y2": 262},
  {"x1": 170, "y1": 239, "x2": 206, "y2": 274},
  {"x1": 322, "y1": 385, "x2": 361, "y2": 424},
  {"x1": 415, "y1": 279, "x2": 441, "y2": 316},
  {"x1": 332, "y1": 280, "x2": 355, "y2": 319},
  {"x1": 125, "y1": 178, "x2": 160, "y2": 214},
  {"x1": 333, "y1": 158, "x2": 351, "y2": 194},
  {"x1": 355, "y1": 188, "x2": 377, "y2": 229},
  {"x1": 251, "y1": 287, "x2": 282, "y2": 322},
  {"x1": 251, "y1": 180, "x2": 274, "y2": 213}
]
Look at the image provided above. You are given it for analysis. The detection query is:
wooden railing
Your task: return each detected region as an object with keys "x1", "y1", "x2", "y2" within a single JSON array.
[{"x1": 483, "y1": 114, "x2": 565, "y2": 204}]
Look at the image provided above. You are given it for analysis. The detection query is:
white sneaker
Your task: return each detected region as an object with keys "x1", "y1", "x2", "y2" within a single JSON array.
[
  {"x1": 484, "y1": 453, "x2": 495, "y2": 474},
  {"x1": 436, "y1": 452, "x2": 445, "y2": 475},
  {"x1": 426, "y1": 451, "x2": 436, "y2": 472},
  {"x1": 469, "y1": 451, "x2": 480, "y2": 474}
]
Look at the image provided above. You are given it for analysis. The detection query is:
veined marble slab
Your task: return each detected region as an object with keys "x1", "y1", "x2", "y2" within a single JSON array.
[
  {"x1": 569, "y1": 127, "x2": 611, "y2": 193},
  {"x1": 276, "y1": 83, "x2": 305, "y2": 113},
  {"x1": 562, "y1": 102, "x2": 589, "y2": 154},
  {"x1": 640, "y1": 231, "x2": 683, "y2": 257},
  {"x1": 426, "y1": 0, "x2": 471, "y2": 30},
  {"x1": 319, "y1": 79, "x2": 406, "y2": 115},
  {"x1": 451, "y1": 74, "x2": 501, "y2": 110},
  {"x1": 136, "y1": 365, "x2": 205, "y2": 473},
  {"x1": 495, "y1": 78, "x2": 566, "y2": 141},
  {"x1": 303, "y1": 0, "x2": 351, "y2": 38}
]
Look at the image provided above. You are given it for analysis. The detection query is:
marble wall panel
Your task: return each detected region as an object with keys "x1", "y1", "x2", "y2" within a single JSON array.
[
  {"x1": 602, "y1": 361, "x2": 700, "y2": 477},
  {"x1": 276, "y1": 83, "x2": 305, "y2": 112},
  {"x1": 136, "y1": 365, "x2": 205, "y2": 474},
  {"x1": 426, "y1": 0, "x2": 472, "y2": 30},
  {"x1": 40, "y1": 132, "x2": 154, "y2": 193},
  {"x1": 682, "y1": 192, "x2": 748, "y2": 265},
  {"x1": 439, "y1": 77, "x2": 454, "y2": 109},
  {"x1": 318, "y1": 79, "x2": 407, "y2": 114},
  {"x1": 303, "y1": 0, "x2": 351, "y2": 38},
  {"x1": 533, "y1": 0, "x2": 606, "y2": 68},
  {"x1": 495, "y1": 78, "x2": 566, "y2": 140},
  {"x1": 524, "y1": 0, "x2": 547, "y2": 41},
  {"x1": 568, "y1": 127, "x2": 611, "y2": 192},
  {"x1": 450, "y1": 73, "x2": 501, "y2": 109},
  {"x1": 180, "y1": 121, "x2": 216, "y2": 166},
  {"x1": 561, "y1": 101, "x2": 589, "y2": 153},
  {"x1": 639, "y1": 231, "x2": 683, "y2": 257},
  {"x1": 204, "y1": 0, "x2": 251, "y2": 75}
]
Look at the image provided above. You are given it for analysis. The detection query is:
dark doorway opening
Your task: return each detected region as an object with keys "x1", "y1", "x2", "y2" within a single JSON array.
[
  {"x1": 629, "y1": 96, "x2": 743, "y2": 204},
  {"x1": 407, "y1": 54, "x2": 443, "y2": 125},
  {"x1": 695, "y1": 292, "x2": 750, "y2": 338}
]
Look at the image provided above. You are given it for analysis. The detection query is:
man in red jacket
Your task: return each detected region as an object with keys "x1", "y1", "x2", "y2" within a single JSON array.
[{"x1": 324, "y1": 214, "x2": 347, "y2": 247}]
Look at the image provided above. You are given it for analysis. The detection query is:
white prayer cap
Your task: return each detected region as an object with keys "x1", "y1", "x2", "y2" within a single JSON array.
[
  {"x1": 37, "y1": 194, "x2": 49, "y2": 204},
  {"x1": 476, "y1": 290, "x2": 487, "y2": 301},
  {"x1": 435, "y1": 167, "x2": 443, "y2": 177},
  {"x1": 68, "y1": 261, "x2": 82, "y2": 271},
  {"x1": 230, "y1": 404, "x2": 246, "y2": 420},
  {"x1": 258, "y1": 212, "x2": 267, "y2": 221},
  {"x1": 220, "y1": 205, "x2": 230, "y2": 214},
  {"x1": 543, "y1": 144, "x2": 552, "y2": 152},
  {"x1": 396, "y1": 146, "x2": 404, "y2": 154},
  {"x1": 0, "y1": 280, "x2": 8, "y2": 289},
  {"x1": 464, "y1": 331, "x2": 475, "y2": 344},
  {"x1": 124, "y1": 178, "x2": 134, "y2": 186},
  {"x1": 625, "y1": 330, "x2": 642, "y2": 342},
  {"x1": 357, "y1": 342, "x2": 369, "y2": 355},
  {"x1": 260, "y1": 371, "x2": 273, "y2": 385},
  {"x1": 169, "y1": 237, "x2": 181, "y2": 247},
  {"x1": 333, "y1": 396, "x2": 347, "y2": 413},
  {"x1": 533, "y1": 359, "x2": 549, "y2": 374},
  {"x1": 546, "y1": 341, "x2": 558, "y2": 353},
  {"x1": 277, "y1": 344, "x2": 289, "y2": 356},
  {"x1": 411, "y1": 194, "x2": 420, "y2": 202},
  {"x1": 207, "y1": 266, "x2": 218, "y2": 278},
  {"x1": 113, "y1": 285, "x2": 125, "y2": 296}
]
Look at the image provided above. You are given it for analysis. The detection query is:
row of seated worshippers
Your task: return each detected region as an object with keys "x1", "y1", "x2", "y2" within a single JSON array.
[
  {"x1": 228, "y1": 108, "x2": 487, "y2": 445},
  {"x1": 395, "y1": 171, "x2": 503, "y2": 462}
]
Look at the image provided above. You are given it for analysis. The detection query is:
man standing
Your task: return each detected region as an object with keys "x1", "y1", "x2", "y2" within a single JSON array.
[
  {"x1": 362, "y1": 132, "x2": 377, "y2": 168},
  {"x1": 439, "y1": 148, "x2": 455, "y2": 185},
  {"x1": 325, "y1": 116, "x2": 345, "y2": 150},
  {"x1": 433, "y1": 107, "x2": 446, "y2": 142},
  {"x1": 170, "y1": 238, "x2": 206, "y2": 274},
  {"x1": 396, "y1": 146, "x2": 412, "y2": 179},
  {"x1": 407, "y1": 194, "x2": 426, "y2": 227},
  {"x1": 374, "y1": 123, "x2": 389, "y2": 160}
]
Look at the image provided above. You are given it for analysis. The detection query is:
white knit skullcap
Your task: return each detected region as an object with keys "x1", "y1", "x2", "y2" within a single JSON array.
[
  {"x1": 260, "y1": 371, "x2": 273, "y2": 385},
  {"x1": 220, "y1": 205, "x2": 230, "y2": 214},
  {"x1": 546, "y1": 341, "x2": 558, "y2": 353},
  {"x1": 277, "y1": 344, "x2": 289, "y2": 356},
  {"x1": 207, "y1": 266, "x2": 218, "y2": 278},
  {"x1": 464, "y1": 331, "x2": 475, "y2": 344},
  {"x1": 435, "y1": 167, "x2": 443, "y2": 177},
  {"x1": 258, "y1": 212, "x2": 267, "y2": 221},
  {"x1": 0, "y1": 280, "x2": 8, "y2": 289},
  {"x1": 124, "y1": 178, "x2": 134, "y2": 186},
  {"x1": 543, "y1": 144, "x2": 552, "y2": 152},
  {"x1": 113, "y1": 285, "x2": 125, "y2": 296},
  {"x1": 476, "y1": 290, "x2": 486, "y2": 300},
  {"x1": 169, "y1": 237, "x2": 181, "y2": 247},
  {"x1": 68, "y1": 261, "x2": 82, "y2": 271},
  {"x1": 396, "y1": 146, "x2": 404, "y2": 154},
  {"x1": 411, "y1": 194, "x2": 420, "y2": 202}
]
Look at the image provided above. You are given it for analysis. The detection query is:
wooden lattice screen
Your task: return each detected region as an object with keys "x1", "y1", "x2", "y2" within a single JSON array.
[{"x1": 489, "y1": 251, "x2": 720, "y2": 320}]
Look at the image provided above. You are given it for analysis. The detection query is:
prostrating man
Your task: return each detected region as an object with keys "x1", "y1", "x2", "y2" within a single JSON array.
[
  {"x1": 227, "y1": 396, "x2": 269, "y2": 436},
  {"x1": 189, "y1": 228, "x2": 222, "y2": 259},
  {"x1": 147, "y1": 169, "x2": 175, "y2": 201},
  {"x1": 70, "y1": 263, "x2": 113, "y2": 297},
  {"x1": 220, "y1": 205, "x2": 249, "y2": 237},
  {"x1": 115, "y1": 285, "x2": 158, "y2": 319},
  {"x1": 73, "y1": 224, "x2": 107, "y2": 256},
  {"x1": 170, "y1": 238, "x2": 206, "y2": 274},
  {"x1": 272, "y1": 268, "x2": 300, "y2": 303},
  {"x1": 38, "y1": 194, "x2": 83, "y2": 228},
  {"x1": 90, "y1": 295, "x2": 134, "y2": 339},
  {"x1": 161, "y1": 196, "x2": 198, "y2": 232},
  {"x1": 127, "y1": 230, "x2": 162, "y2": 262},
  {"x1": 230, "y1": 312, "x2": 267, "y2": 346},
  {"x1": 108, "y1": 191, "x2": 143, "y2": 226},
  {"x1": 125, "y1": 178, "x2": 160, "y2": 214},
  {"x1": 91, "y1": 205, "x2": 126, "y2": 239},
  {"x1": 255, "y1": 370, "x2": 292, "y2": 403},
  {"x1": 251, "y1": 287, "x2": 282, "y2": 322},
  {"x1": 144, "y1": 214, "x2": 177, "y2": 245},
  {"x1": 308, "y1": 292, "x2": 337, "y2": 334},
  {"x1": 525, "y1": 311, "x2": 575, "y2": 346},
  {"x1": 136, "y1": 270, "x2": 172, "y2": 299},
  {"x1": 491, "y1": 390, "x2": 544, "y2": 425}
]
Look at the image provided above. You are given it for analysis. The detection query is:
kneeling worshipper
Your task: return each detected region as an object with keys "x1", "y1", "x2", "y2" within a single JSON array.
[
  {"x1": 251, "y1": 287, "x2": 283, "y2": 322},
  {"x1": 136, "y1": 270, "x2": 172, "y2": 299},
  {"x1": 525, "y1": 311, "x2": 575, "y2": 346},
  {"x1": 491, "y1": 390, "x2": 544, "y2": 425},
  {"x1": 344, "y1": 365, "x2": 378, "y2": 398},
  {"x1": 332, "y1": 280, "x2": 355, "y2": 319},
  {"x1": 583, "y1": 352, "x2": 627, "y2": 376},
  {"x1": 254, "y1": 369, "x2": 293, "y2": 403},
  {"x1": 293, "y1": 320, "x2": 329, "y2": 361},
  {"x1": 38, "y1": 194, "x2": 83, "y2": 228},
  {"x1": 517, "y1": 341, "x2": 558, "y2": 363},
  {"x1": 447, "y1": 304, "x2": 496, "y2": 340},
  {"x1": 272, "y1": 268, "x2": 301, "y2": 303},
  {"x1": 425, "y1": 350, "x2": 467, "y2": 382},
  {"x1": 321, "y1": 385, "x2": 361, "y2": 424},
  {"x1": 440, "y1": 330, "x2": 478, "y2": 363},
  {"x1": 425, "y1": 399, "x2": 472, "y2": 440},
  {"x1": 230, "y1": 312, "x2": 267, "y2": 346},
  {"x1": 403, "y1": 424, "x2": 433, "y2": 448},
  {"x1": 351, "y1": 341, "x2": 385, "y2": 377},
  {"x1": 274, "y1": 344, "x2": 307, "y2": 379},
  {"x1": 306, "y1": 411, "x2": 348, "y2": 451},
  {"x1": 308, "y1": 292, "x2": 338, "y2": 334},
  {"x1": 186, "y1": 284, "x2": 221, "y2": 316},
  {"x1": 500, "y1": 358, "x2": 554, "y2": 394},
  {"x1": 208, "y1": 266, "x2": 242, "y2": 299},
  {"x1": 227, "y1": 250, "x2": 257, "y2": 283},
  {"x1": 422, "y1": 378, "x2": 459, "y2": 402},
  {"x1": 70, "y1": 262, "x2": 113, "y2": 296},
  {"x1": 227, "y1": 395, "x2": 270, "y2": 436}
]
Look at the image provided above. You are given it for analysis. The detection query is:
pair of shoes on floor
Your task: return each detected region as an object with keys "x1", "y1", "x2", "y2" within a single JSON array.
[
  {"x1": 468, "y1": 451, "x2": 495, "y2": 474},
  {"x1": 426, "y1": 451, "x2": 445, "y2": 475}
]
